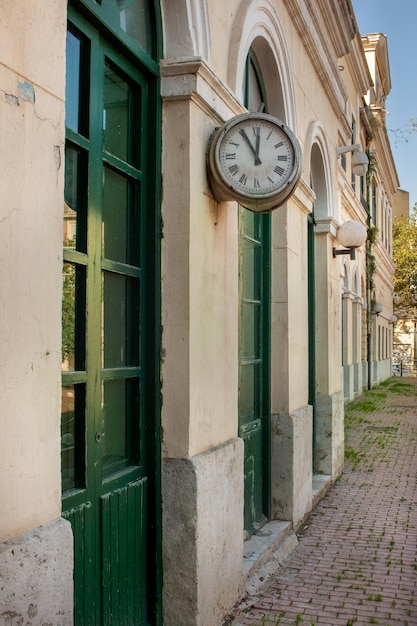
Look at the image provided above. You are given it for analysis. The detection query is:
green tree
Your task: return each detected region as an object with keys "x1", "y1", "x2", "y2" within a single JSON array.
[
  {"x1": 62, "y1": 262, "x2": 75, "y2": 364},
  {"x1": 392, "y1": 203, "x2": 417, "y2": 308}
]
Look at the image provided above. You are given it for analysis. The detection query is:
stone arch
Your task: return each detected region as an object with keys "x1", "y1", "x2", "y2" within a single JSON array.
[
  {"x1": 228, "y1": 0, "x2": 297, "y2": 127},
  {"x1": 160, "y1": 0, "x2": 210, "y2": 60},
  {"x1": 305, "y1": 121, "x2": 333, "y2": 218}
]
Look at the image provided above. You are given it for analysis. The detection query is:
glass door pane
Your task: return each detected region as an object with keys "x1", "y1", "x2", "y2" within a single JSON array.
[{"x1": 102, "y1": 272, "x2": 140, "y2": 369}]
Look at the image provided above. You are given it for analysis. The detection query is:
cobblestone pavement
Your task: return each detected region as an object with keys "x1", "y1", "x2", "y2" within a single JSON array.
[{"x1": 225, "y1": 377, "x2": 417, "y2": 626}]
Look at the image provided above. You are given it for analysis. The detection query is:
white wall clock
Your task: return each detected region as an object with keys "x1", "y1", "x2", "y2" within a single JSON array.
[{"x1": 208, "y1": 112, "x2": 302, "y2": 213}]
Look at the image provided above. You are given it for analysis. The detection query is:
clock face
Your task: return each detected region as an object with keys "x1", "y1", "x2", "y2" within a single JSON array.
[
  {"x1": 219, "y1": 117, "x2": 294, "y2": 195},
  {"x1": 208, "y1": 113, "x2": 302, "y2": 212}
]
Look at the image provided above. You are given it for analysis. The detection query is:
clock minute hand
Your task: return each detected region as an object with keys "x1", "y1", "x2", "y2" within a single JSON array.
[
  {"x1": 239, "y1": 128, "x2": 262, "y2": 166},
  {"x1": 254, "y1": 127, "x2": 261, "y2": 165}
]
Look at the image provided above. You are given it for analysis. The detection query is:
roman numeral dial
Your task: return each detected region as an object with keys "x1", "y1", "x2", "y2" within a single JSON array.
[
  {"x1": 219, "y1": 119, "x2": 294, "y2": 193},
  {"x1": 208, "y1": 112, "x2": 302, "y2": 212}
]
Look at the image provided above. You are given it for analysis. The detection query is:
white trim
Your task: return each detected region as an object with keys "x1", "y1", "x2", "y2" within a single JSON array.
[
  {"x1": 160, "y1": 0, "x2": 210, "y2": 61},
  {"x1": 227, "y1": 0, "x2": 298, "y2": 129}
]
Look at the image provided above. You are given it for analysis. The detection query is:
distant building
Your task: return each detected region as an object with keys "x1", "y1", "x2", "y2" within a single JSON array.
[{"x1": 0, "y1": 2, "x2": 399, "y2": 624}]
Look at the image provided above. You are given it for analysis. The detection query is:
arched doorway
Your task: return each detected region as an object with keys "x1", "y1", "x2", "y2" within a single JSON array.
[
  {"x1": 308, "y1": 143, "x2": 327, "y2": 470},
  {"x1": 239, "y1": 49, "x2": 271, "y2": 536}
]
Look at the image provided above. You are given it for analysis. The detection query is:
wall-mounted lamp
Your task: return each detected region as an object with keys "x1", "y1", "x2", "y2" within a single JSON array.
[
  {"x1": 333, "y1": 220, "x2": 367, "y2": 260},
  {"x1": 389, "y1": 315, "x2": 398, "y2": 325},
  {"x1": 372, "y1": 302, "x2": 383, "y2": 316},
  {"x1": 337, "y1": 143, "x2": 369, "y2": 176},
  {"x1": 392, "y1": 292, "x2": 401, "y2": 305}
]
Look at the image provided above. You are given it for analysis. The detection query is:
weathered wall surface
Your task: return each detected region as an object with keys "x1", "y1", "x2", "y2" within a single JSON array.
[
  {"x1": 0, "y1": 519, "x2": 73, "y2": 626},
  {"x1": 0, "y1": 1, "x2": 66, "y2": 542}
]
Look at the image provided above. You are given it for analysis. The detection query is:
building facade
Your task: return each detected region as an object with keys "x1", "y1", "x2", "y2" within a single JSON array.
[{"x1": 0, "y1": 1, "x2": 399, "y2": 625}]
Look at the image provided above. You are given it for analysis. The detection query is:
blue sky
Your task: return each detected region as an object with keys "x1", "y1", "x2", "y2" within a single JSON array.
[{"x1": 352, "y1": 0, "x2": 417, "y2": 211}]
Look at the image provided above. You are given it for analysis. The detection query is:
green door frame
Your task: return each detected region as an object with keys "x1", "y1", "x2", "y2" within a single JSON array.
[{"x1": 62, "y1": 2, "x2": 162, "y2": 624}]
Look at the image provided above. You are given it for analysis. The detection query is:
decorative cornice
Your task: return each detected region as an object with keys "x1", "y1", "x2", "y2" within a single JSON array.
[
  {"x1": 361, "y1": 33, "x2": 391, "y2": 97},
  {"x1": 316, "y1": 0, "x2": 357, "y2": 58},
  {"x1": 344, "y1": 34, "x2": 373, "y2": 97},
  {"x1": 282, "y1": 0, "x2": 350, "y2": 117},
  {"x1": 314, "y1": 215, "x2": 339, "y2": 239}
]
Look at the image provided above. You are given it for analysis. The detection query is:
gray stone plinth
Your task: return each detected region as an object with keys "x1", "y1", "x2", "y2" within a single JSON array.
[
  {"x1": 0, "y1": 517, "x2": 73, "y2": 625},
  {"x1": 162, "y1": 437, "x2": 244, "y2": 626}
]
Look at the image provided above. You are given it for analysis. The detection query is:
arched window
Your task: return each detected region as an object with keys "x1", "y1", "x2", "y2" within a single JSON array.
[{"x1": 238, "y1": 47, "x2": 271, "y2": 536}]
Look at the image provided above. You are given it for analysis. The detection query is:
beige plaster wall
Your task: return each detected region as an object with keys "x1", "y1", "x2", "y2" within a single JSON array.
[
  {"x1": 314, "y1": 233, "x2": 344, "y2": 395},
  {"x1": 270, "y1": 202, "x2": 310, "y2": 414},
  {"x1": 162, "y1": 0, "x2": 350, "y2": 466},
  {"x1": 0, "y1": 2, "x2": 66, "y2": 540},
  {"x1": 161, "y1": 89, "x2": 239, "y2": 459}
]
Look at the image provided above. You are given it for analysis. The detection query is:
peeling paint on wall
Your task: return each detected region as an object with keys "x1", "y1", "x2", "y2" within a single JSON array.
[
  {"x1": 54, "y1": 146, "x2": 61, "y2": 171},
  {"x1": 18, "y1": 80, "x2": 35, "y2": 103},
  {"x1": 5, "y1": 93, "x2": 19, "y2": 106}
]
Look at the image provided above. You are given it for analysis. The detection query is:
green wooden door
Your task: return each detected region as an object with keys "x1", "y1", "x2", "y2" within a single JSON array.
[
  {"x1": 307, "y1": 212, "x2": 316, "y2": 469},
  {"x1": 238, "y1": 208, "x2": 270, "y2": 535},
  {"x1": 61, "y1": 5, "x2": 160, "y2": 624},
  {"x1": 239, "y1": 52, "x2": 271, "y2": 536}
]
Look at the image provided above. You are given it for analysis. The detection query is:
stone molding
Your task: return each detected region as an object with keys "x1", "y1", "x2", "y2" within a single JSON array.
[
  {"x1": 314, "y1": 215, "x2": 339, "y2": 240},
  {"x1": 160, "y1": 56, "x2": 244, "y2": 122}
]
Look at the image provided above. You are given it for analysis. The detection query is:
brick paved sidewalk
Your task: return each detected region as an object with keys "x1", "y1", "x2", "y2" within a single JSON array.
[{"x1": 225, "y1": 377, "x2": 417, "y2": 626}]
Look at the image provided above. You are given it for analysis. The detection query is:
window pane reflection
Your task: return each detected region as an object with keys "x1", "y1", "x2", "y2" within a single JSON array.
[
  {"x1": 101, "y1": 378, "x2": 140, "y2": 477},
  {"x1": 118, "y1": 0, "x2": 153, "y2": 55},
  {"x1": 65, "y1": 29, "x2": 89, "y2": 136},
  {"x1": 104, "y1": 62, "x2": 139, "y2": 165},
  {"x1": 66, "y1": 31, "x2": 81, "y2": 132},
  {"x1": 239, "y1": 363, "x2": 260, "y2": 424},
  {"x1": 102, "y1": 167, "x2": 140, "y2": 265},
  {"x1": 242, "y1": 239, "x2": 261, "y2": 301},
  {"x1": 62, "y1": 263, "x2": 86, "y2": 372},
  {"x1": 64, "y1": 145, "x2": 87, "y2": 252},
  {"x1": 64, "y1": 145, "x2": 79, "y2": 232},
  {"x1": 241, "y1": 302, "x2": 260, "y2": 361},
  {"x1": 61, "y1": 383, "x2": 85, "y2": 492},
  {"x1": 241, "y1": 207, "x2": 261, "y2": 241},
  {"x1": 102, "y1": 272, "x2": 140, "y2": 368}
]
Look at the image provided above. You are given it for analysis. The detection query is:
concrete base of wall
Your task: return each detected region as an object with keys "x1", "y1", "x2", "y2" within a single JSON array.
[
  {"x1": 343, "y1": 363, "x2": 354, "y2": 401},
  {"x1": 353, "y1": 362, "x2": 363, "y2": 397},
  {"x1": 271, "y1": 404, "x2": 313, "y2": 526},
  {"x1": 362, "y1": 359, "x2": 393, "y2": 391},
  {"x1": 0, "y1": 517, "x2": 73, "y2": 626},
  {"x1": 376, "y1": 358, "x2": 393, "y2": 384},
  {"x1": 162, "y1": 438, "x2": 244, "y2": 626},
  {"x1": 315, "y1": 389, "x2": 344, "y2": 477},
  {"x1": 344, "y1": 362, "x2": 364, "y2": 401}
]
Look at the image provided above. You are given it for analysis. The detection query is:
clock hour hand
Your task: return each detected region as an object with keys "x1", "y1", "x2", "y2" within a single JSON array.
[{"x1": 239, "y1": 128, "x2": 262, "y2": 165}]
